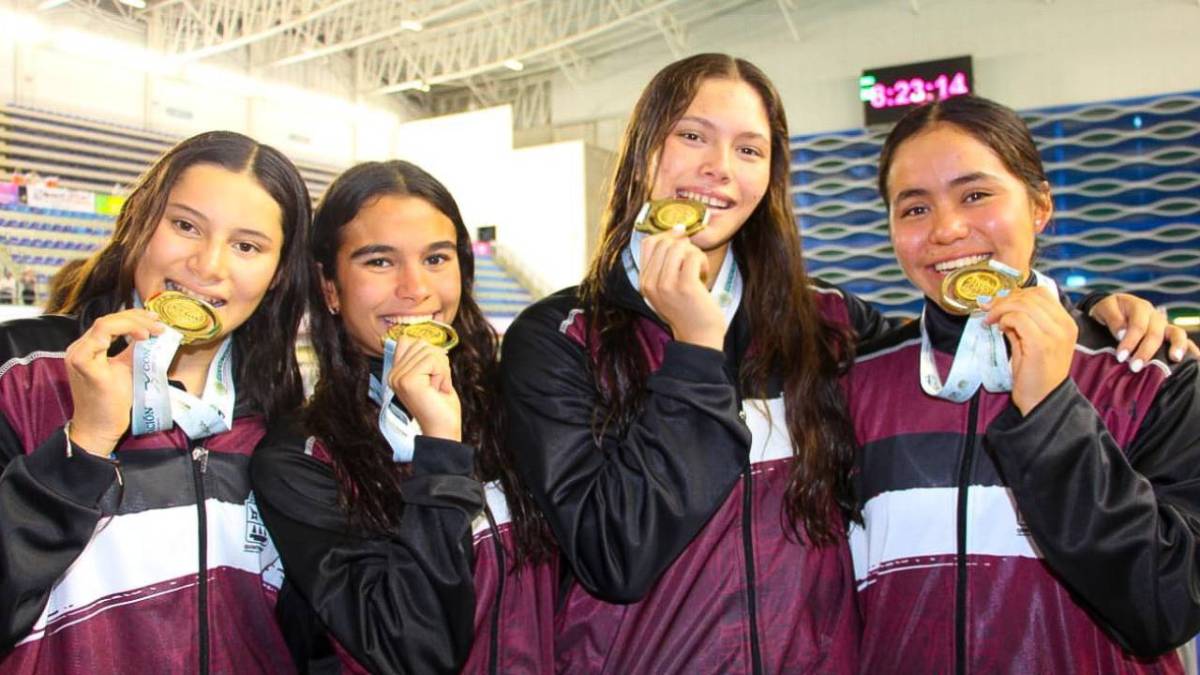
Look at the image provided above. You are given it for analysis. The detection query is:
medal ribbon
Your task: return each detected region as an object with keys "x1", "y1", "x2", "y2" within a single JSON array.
[
  {"x1": 368, "y1": 337, "x2": 421, "y2": 464},
  {"x1": 919, "y1": 270, "x2": 1058, "y2": 402},
  {"x1": 621, "y1": 228, "x2": 743, "y2": 329},
  {"x1": 131, "y1": 293, "x2": 236, "y2": 439}
]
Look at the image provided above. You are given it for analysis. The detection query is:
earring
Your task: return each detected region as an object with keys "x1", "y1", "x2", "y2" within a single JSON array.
[{"x1": 329, "y1": 305, "x2": 339, "y2": 315}]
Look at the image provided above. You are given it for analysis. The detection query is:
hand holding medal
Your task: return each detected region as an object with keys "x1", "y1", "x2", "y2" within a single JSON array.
[
  {"x1": 980, "y1": 282, "x2": 1079, "y2": 416},
  {"x1": 632, "y1": 198, "x2": 728, "y2": 351},
  {"x1": 63, "y1": 308, "x2": 165, "y2": 456}
]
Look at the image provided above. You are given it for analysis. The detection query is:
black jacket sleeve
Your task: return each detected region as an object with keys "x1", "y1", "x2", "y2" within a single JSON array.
[
  {"x1": 820, "y1": 282, "x2": 906, "y2": 343},
  {"x1": 985, "y1": 359, "x2": 1200, "y2": 656},
  {"x1": 500, "y1": 301, "x2": 751, "y2": 603},
  {"x1": 250, "y1": 428, "x2": 483, "y2": 675},
  {"x1": 0, "y1": 421, "x2": 119, "y2": 651}
]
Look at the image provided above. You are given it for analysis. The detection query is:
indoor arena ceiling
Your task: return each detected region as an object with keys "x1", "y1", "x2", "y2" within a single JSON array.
[{"x1": 24, "y1": 0, "x2": 769, "y2": 124}]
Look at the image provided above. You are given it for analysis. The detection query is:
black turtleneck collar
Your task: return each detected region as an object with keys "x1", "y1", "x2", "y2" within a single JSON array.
[{"x1": 922, "y1": 300, "x2": 973, "y2": 354}]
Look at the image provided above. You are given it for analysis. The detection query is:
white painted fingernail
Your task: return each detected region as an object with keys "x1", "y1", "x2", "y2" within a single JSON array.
[
  {"x1": 672, "y1": 224, "x2": 686, "y2": 232},
  {"x1": 1172, "y1": 348, "x2": 1184, "y2": 361},
  {"x1": 1116, "y1": 349, "x2": 1129, "y2": 363},
  {"x1": 1116, "y1": 329, "x2": 1126, "y2": 341},
  {"x1": 1130, "y1": 359, "x2": 1144, "y2": 373}
]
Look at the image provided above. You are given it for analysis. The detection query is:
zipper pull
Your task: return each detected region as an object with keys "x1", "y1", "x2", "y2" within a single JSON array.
[{"x1": 192, "y1": 446, "x2": 209, "y2": 473}]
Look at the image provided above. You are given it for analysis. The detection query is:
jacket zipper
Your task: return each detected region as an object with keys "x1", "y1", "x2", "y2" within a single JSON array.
[
  {"x1": 954, "y1": 395, "x2": 981, "y2": 675},
  {"x1": 741, "y1": 467, "x2": 764, "y2": 675},
  {"x1": 483, "y1": 505, "x2": 504, "y2": 675},
  {"x1": 191, "y1": 444, "x2": 211, "y2": 675}
]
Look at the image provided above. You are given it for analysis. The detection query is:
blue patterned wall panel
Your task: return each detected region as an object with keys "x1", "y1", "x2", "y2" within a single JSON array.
[{"x1": 791, "y1": 92, "x2": 1200, "y2": 319}]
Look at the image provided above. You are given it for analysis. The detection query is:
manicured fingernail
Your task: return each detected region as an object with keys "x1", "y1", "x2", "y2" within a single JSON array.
[
  {"x1": 1130, "y1": 359, "x2": 1144, "y2": 373},
  {"x1": 1116, "y1": 349, "x2": 1129, "y2": 363},
  {"x1": 976, "y1": 294, "x2": 992, "y2": 304},
  {"x1": 1172, "y1": 348, "x2": 1184, "y2": 361},
  {"x1": 672, "y1": 224, "x2": 686, "y2": 232},
  {"x1": 997, "y1": 289, "x2": 1010, "y2": 298},
  {"x1": 1116, "y1": 329, "x2": 1126, "y2": 341}
]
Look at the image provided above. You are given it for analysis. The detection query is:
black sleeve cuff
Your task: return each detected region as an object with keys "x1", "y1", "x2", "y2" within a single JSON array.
[
  {"x1": 22, "y1": 427, "x2": 118, "y2": 505},
  {"x1": 411, "y1": 436, "x2": 475, "y2": 477},
  {"x1": 1075, "y1": 290, "x2": 1109, "y2": 316},
  {"x1": 655, "y1": 341, "x2": 730, "y2": 384}
]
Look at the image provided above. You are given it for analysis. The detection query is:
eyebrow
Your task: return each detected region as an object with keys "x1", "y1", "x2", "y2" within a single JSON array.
[
  {"x1": 676, "y1": 115, "x2": 769, "y2": 143},
  {"x1": 892, "y1": 172, "x2": 999, "y2": 203},
  {"x1": 348, "y1": 240, "x2": 456, "y2": 260},
  {"x1": 167, "y1": 202, "x2": 275, "y2": 242}
]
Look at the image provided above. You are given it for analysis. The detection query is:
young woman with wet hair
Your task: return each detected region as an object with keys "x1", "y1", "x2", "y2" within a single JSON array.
[
  {"x1": 501, "y1": 54, "x2": 1194, "y2": 673},
  {"x1": 251, "y1": 160, "x2": 556, "y2": 674},
  {"x1": 0, "y1": 130, "x2": 311, "y2": 673},
  {"x1": 849, "y1": 94, "x2": 1200, "y2": 673}
]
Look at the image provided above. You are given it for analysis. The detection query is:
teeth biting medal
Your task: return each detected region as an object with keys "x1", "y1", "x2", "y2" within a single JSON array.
[
  {"x1": 634, "y1": 197, "x2": 709, "y2": 235},
  {"x1": 940, "y1": 259, "x2": 1021, "y2": 315},
  {"x1": 383, "y1": 319, "x2": 459, "y2": 351},
  {"x1": 145, "y1": 290, "x2": 222, "y2": 344}
]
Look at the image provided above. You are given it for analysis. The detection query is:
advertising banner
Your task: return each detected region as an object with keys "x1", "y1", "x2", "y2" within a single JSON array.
[
  {"x1": 27, "y1": 184, "x2": 97, "y2": 213},
  {"x1": 0, "y1": 184, "x2": 17, "y2": 206}
]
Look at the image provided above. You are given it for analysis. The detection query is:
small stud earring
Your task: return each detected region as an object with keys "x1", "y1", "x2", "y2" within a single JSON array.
[{"x1": 329, "y1": 306, "x2": 339, "y2": 315}]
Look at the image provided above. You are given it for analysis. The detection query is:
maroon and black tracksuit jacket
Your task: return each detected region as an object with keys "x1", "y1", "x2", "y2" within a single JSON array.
[
  {"x1": 848, "y1": 297, "x2": 1200, "y2": 674},
  {"x1": 0, "y1": 313, "x2": 293, "y2": 674},
  {"x1": 501, "y1": 267, "x2": 893, "y2": 674}
]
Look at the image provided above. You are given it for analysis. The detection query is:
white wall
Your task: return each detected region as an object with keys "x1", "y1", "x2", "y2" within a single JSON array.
[
  {"x1": 552, "y1": 0, "x2": 1200, "y2": 137},
  {"x1": 507, "y1": 141, "x2": 590, "y2": 292},
  {"x1": 394, "y1": 106, "x2": 515, "y2": 235},
  {"x1": 392, "y1": 107, "x2": 592, "y2": 291}
]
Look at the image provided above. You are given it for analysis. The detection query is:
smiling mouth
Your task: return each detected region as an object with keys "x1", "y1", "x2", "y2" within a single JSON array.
[
  {"x1": 165, "y1": 279, "x2": 226, "y2": 307},
  {"x1": 381, "y1": 313, "x2": 437, "y2": 326},
  {"x1": 676, "y1": 189, "x2": 733, "y2": 210},
  {"x1": 933, "y1": 253, "x2": 991, "y2": 274}
]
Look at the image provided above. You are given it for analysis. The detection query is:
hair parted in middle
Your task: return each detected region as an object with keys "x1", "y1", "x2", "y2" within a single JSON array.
[
  {"x1": 305, "y1": 160, "x2": 553, "y2": 565},
  {"x1": 60, "y1": 130, "x2": 312, "y2": 422},
  {"x1": 579, "y1": 53, "x2": 858, "y2": 545}
]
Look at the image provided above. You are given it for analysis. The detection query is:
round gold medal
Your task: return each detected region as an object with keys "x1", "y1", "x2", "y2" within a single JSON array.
[
  {"x1": 383, "y1": 320, "x2": 460, "y2": 351},
  {"x1": 635, "y1": 198, "x2": 708, "y2": 235},
  {"x1": 940, "y1": 263, "x2": 1020, "y2": 315},
  {"x1": 146, "y1": 291, "x2": 221, "y2": 344}
]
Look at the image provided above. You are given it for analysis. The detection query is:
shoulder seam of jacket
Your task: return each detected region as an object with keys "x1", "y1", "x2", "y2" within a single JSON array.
[
  {"x1": 855, "y1": 336, "x2": 921, "y2": 364},
  {"x1": 1074, "y1": 342, "x2": 1170, "y2": 376},
  {"x1": 0, "y1": 350, "x2": 66, "y2": 381},
  {"x1": 558, "y1": 307, "x2": 584, "y2": 335}
]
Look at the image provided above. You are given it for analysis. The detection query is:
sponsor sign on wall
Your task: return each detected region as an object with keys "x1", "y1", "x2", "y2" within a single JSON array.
[{"x1": 26, "y1": 184, "x2": 97, "y2": 213}]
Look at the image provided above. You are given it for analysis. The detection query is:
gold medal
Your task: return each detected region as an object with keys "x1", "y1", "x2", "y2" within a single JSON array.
[
  {"x1": 634, "y1": 198, "x2": 708, "y2": 235},
  {"x1": 383, "y1": 320, "x2": 459, "y2": 351},
  {"x1": 146, "y1": 291, "x2": 221, "y2": 344},
  {"x1": 940, "y1": 262, "x2": 1020, "y2": 315}
]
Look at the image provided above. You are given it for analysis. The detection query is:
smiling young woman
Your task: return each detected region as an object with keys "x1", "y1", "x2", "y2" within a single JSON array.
[
  {"x1": 849, "y1": 95, "x2": 1200, "y2": 674},
  {"x1": 0, "y1": 130, "x2": 311, "y2": 674},
  {"x1": 251, "y1": 160, "x2": 557, "y2": 674}
]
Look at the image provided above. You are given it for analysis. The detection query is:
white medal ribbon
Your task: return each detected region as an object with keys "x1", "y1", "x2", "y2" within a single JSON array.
[
  {"x1": 368, "y1": 337, "x2": 422, "y2": 464},
  {"x1": 919, "y1": 269, "x2": 1058, "y2": 402},
  {"x1": 621, "y1": 228, "x2": 743, "y2": 329},
  {"x1": 131, "y1": 291, "x2": 236, "y2": 438}
]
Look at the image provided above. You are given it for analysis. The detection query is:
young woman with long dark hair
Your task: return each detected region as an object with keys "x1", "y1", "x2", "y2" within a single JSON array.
[
  {"x1": 251, "y1": 160, "x2": 556, "y2": 674},
  {"x1": 0, "y1": 130, "x2": 311, "y2": 673}
]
